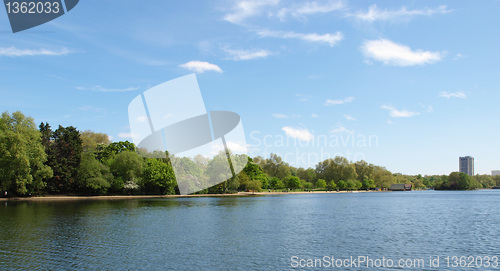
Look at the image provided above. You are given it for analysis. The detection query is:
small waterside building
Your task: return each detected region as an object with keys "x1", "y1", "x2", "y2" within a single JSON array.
[{"x1": 390, "y1": 183, "x2": 412, "y2": 191}]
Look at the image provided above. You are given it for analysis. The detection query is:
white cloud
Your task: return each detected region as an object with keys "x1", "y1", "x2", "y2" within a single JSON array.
[
  {"x1": 179, "y1": 61, "x2": 223, "y2": 73},
  {"x1": 272, "y1": 113, "x2": 289, "y2": 119},
  {"x1": 344, "y1": 114, "x2": 356, "y2": 121},
  {"x1": 296, "y1": 94, "x2": 312, "y2": 102},
  {"x1": 277, "y1": 1, "x2": 344, "y2": 20},
  {"x1": 211, "y1": 141, "x2": 249, "y2": 155},
  {"x1": 258, "y1": 30, "x2": 343, "y2": 47},
  {"x1": 324, "y1": 96, "x2": 354, "y2": 106},
  {"x1": 311, "y1": 113, "x2": 319, "y2": 118},
  {"x1": 420, "y1": 104, "x2": 434, "y2": 113},
  {"x1": 330, "y1": 124, "x2": 354, "y2": 134},
  {"x1": 453, "y1": 53, "x2": 465, "y2": 60},
  {"x1": 282, "y1": 126, "x2": 314, "y2": 141},
  {"x1": 224, "y1": 0, "x2": 280, "y2": 24},
  {"x1": 226, "y1": 141, "x2": 249, "y2": 153},
  {"x1": 76, "y1": 85, "x2": 139, "y2": 92},
  {"x1": 118, "y1": 132, "x2": 140, "y2": 139},
  {"x1": 381, "y1": 105, "x2": 420, "y2": 118},
  {"x1": 224, "y1": 48, "x2": 272, "y2": 60},
  {"x1": 348, "y1": 5, "x2": 451, "y2": 22},
  {"x1": 439, "y1": 91, "x2": 466, "y2": 99},
  {"x1": 361, "y1": 39, "x2": 443, "y2": 66},
  {"x1": 0, "y1": 47, "x2": 72, "y2": 57}
]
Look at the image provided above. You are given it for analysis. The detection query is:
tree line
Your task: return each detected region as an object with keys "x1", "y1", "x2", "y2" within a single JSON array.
[{"x1": 1, "y1": 111, "x2": 499, "y2": 197}]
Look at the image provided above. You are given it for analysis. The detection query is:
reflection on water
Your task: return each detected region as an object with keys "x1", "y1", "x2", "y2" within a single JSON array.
[{"x1": 1, "y1": 191, "x2": 500, "y2": 270}]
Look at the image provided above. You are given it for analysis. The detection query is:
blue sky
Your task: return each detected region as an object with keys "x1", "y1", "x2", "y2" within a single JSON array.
[{"x1": 1, "y1": 0, "x2": 499, "y2": 175}]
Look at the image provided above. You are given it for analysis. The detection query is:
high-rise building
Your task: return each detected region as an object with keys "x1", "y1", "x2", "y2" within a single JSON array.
[
  {"x1": 492, "y1": 170, "x2": 500, "y2": 176},
  {"x1": 459, "y1": 156, "x2": 474, "y2": 176}
]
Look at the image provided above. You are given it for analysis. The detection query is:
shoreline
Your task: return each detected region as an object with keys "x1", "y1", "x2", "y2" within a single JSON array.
[{"x1": 0, "y1": 190, "x2": 373, "y2": 202}]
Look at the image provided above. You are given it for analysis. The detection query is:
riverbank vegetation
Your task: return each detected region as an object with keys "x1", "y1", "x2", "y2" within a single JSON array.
[{"x1": 1, "y1": 111, "x2": 498, "y2": 197}]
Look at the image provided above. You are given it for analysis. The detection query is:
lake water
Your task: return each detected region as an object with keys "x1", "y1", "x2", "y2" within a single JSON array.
[{"x1": 1, "y1": 190, "x2": 500, "y2": 270}]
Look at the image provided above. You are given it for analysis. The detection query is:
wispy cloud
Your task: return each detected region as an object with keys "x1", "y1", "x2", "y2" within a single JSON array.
[
  {"x1": 258, "y1": 30, "x2": 343, "y2": 47},
  {"x1": 211, "y1": 141, "x2": 249, "y2": 155},
  {"x1": 118, "y1": 132, "x2": 139, "y2": 139},
  {"x1": 282, "y1": 126, "x2": 314, "y2": 141},
  {"x1": 452, "y1": 53, "x2": 465, "y2": 60},
  {"x1": 330, "y1": 124, "x2": 354, "y2": 134},
  {"x1": 324, "y1": 96, "x2": 354, "y2": 106},
  {"x1": 224, "y1": 0, "x2": 280, "y2": 24},
  {"x1": 439, "y1": 91, "x2": 466, "y2": 99},
  {"x1": 311, "y1": 113, "x2": 319, "y2": 118},
  {"x1": 179, "y1": 61, "x2": 223, "y2": 73},
  {"x1": 0, "y1": 47, "x2": 72, "y2": 57},
  {"x1": 277, "y1": 1, "x2": 344, "y2": 20},
  {"x1": 224, "y1": 48, "x2": 272, "y2": 60},
  {"x1": 348, "y1": 5, "x2": 451, "y2": 22},
  {"x1": 420, "y1": 104, "x2": 434, "y2": 113},
  {"x1": 381, "y1": 105, "x2": 420, "y2": 118},
  {"x1": 344, "y1": 114, "x2": 356, "y2": 121},
  {"x1": 272, "y1": 113, "x2": 289, "y2": 119},
  {"x1": 296, "y1": 94, "x2": 313, "y2": 102},
  {"x1": 76, "y1": 85, "x2": 140, "y2": 92},
  {"x1": 361, "y1": 39, "x2": 443, "y2": 66}
]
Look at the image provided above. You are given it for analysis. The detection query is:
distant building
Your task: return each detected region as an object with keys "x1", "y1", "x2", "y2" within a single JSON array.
[
  {"x1": 390, "y1": 184, "x2": 412, "y2": 191},
  {"x1": 459, "y1": 156, "x2": 474, "y2": 176},
  {"x1": 492, "y1": 170, "x2": 500, "y2": 176}
]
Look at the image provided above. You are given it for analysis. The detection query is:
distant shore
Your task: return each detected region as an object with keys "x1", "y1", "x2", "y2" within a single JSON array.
[{"x1": 0, "y1": 190, "x2": 375, "y2": 201}]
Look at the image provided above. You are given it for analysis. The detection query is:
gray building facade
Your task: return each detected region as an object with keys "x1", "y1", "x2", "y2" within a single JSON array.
[{"x1": 459, "y1": 156, "x2": 474, "y2": 176}]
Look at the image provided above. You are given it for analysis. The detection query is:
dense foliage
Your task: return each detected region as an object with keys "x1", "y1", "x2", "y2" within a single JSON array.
[{"x1": 1, "y1": 111, "x2": 498, "y2": 197}]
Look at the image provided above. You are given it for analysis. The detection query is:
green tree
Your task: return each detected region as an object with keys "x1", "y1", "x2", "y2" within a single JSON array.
[
  {"x1": 355, "y1": 160, "x2": 374, "y2": 182},
  {"x1": 286, "y1": 176, "x2": 302, "y2": 190},
  {"x1": 297, "y1": 167, "x2": 317, "y2": 184},
  {"x1": 449, "y1": 172, "x2": 467, "y2": 190},
  {"x1": 243, "y1": 157, "x2": 268, "y2": 189},
  {"x1": 268, "y1": 177, "x2": 284, "y2": 190},
  {"x1": 315, "y1": 179, "x2": 327, "y2": 189},
  {"x1": 238, "y1": 171, "x2": 261, "y2": 192},
  {"x1": 109, "y1": 151, "x2": 144, "y2": 193},
  {"x1": 0, "y1": 112, "x2": 53, "y2": 195},
  {"x1": 316, "y1": 157, "x2": 357, "y2": 183},
  {"x1": 171, "y1": 156, "x2": 207, "y2": 194},
  {"x1": 361, "y1": 179, "x2": 375, "y2": 190},
  {"x1": 246, "y1": 179, "x2": 261, "y2": 193},
  {"x1": 81, "y1": 130, "x2": 110, "y2": 154},
  {"x1": 76, "y1": 153, "x2": 112, "y2": 195},
  {"x1": 474, "y1": 175, "x2": 495, "y2": 188},
  {"x1": 41, "y1": 124, "x2": 83, "y2": 193},
  {"x1": 328, "y1": 180, "x2": 337, "y2": 191},
  {"x1": 302, "y1": 181, "x2": 313, "y2": 190},
  {"x1": 346, "y1": 180, "x2": 357, "y2": 191},
  {"x1": 142, "y1": 158, "x2": 176, "y2": 195},
  {"x1": 494, "y1": 175, "x2": 500, "y2": 186},
  {"x1": 102, "y1": 141, "x2": 136, "y2": 160},
  {"x1": 372, "y1": 166, "x2": 394, "y2": 189},
  {"x1": 262, "y1": 153, "x2": 291, "y2": 180},
  {"x1": 226, "y1": 176, "x2": 240, "y2": 191},
  {"x1": 337, "y1": 180, "x2": 347, "y2": 191}
]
